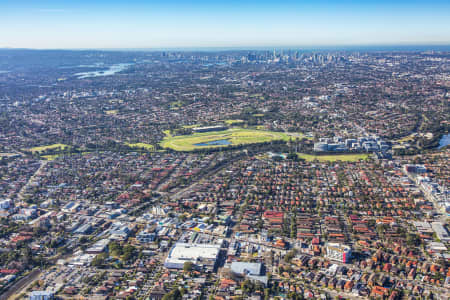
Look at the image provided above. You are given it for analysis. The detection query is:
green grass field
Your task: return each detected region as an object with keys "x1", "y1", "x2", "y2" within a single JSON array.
[
  {"x1": 160, "y1": 128, "x2": 291, "y2": 151},
  {"x1": 41, "y1": 154, "x2": 62, "y2": 161},
  {"x1": 394, "y1": 134, "x2": 417, "y2": 143},
  {"x1": 182, "y1": 124, "x2": 203, "y2": 129},
  {"x1": 125, "y1": 143, "x2": 155, "y2": 151},
  {"x1": 297, "y1": 153, "x2": 370, "y2": 162},
  {"x1": 0, "y1": 153, "x2": 17, "y2": 157},
  {"x1": 224, "y1": 119, "x2": 244, "y2": 125},
  {"x1": 170, "y1": 101, "x2": 184, "y2": 109},
  {"x1": 105, "y1": 110, "x2": 118, "y2": 115},
  {"x1": 25, "y1": 144, "x2": 70, "y2": 153}
]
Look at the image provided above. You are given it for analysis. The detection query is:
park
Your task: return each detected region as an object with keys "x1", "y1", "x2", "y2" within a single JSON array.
[{"x1": 160, "y1": 128, "x2": 292, "y2": 151}]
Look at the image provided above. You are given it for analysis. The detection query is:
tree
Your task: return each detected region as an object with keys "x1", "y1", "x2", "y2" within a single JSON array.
[
  {"x1": 284, "y1": 249, "x2": 297, "y2": 263},
  {"x1": 183, "y1": 261, "x2": 194, "y2": 272},
  {"x1": 122, "y1": 245, "x2": 136, "y2": 261},
  {"x1": 264, "y1": 288, "x2": 270, "y2": 300},
  {"x1": 376, "y1": 224, "x2": 386, "y2": 236},
  {"x1": 241, "y1": 279, "x2": 254, "y2": 294},
  {"x1": 162, "y1": 288, "x2": 182, "y2": 300},
  {"x1": 406, "y1": 233, "x2": 420, "y2": 247},
  {"x1": 109, "y1": 241, "x2": 122, "y2": 257},
  {"x1": 288, "y1": 292, "x2": 304, "y2": 300},
  {"x1": 20, "y1": 247, "x2": 32, "y2": 265},
  {"x1": 287, "y1": 152, "x2": 298, "y2": 161},
  {"x1": 92, "y1": 252, "x2": 107, "y2": 267},
  {"x1": 290, "y1": 215, "x2": 297, "y2": 239}
]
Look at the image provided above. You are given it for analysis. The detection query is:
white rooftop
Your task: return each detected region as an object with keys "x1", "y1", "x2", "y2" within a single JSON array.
[{"x1": 166, "y1": 243, "x2": 220, "y2": 265}]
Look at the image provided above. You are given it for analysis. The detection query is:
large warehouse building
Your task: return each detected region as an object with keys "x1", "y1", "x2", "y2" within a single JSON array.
[{"x1": 164, "y1": 243, "x2": 221, "y2": 272}]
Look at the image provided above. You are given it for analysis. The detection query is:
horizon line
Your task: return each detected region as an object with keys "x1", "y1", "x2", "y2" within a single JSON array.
[{"x1": 1, "y1": 43, "x2": 450, "y2": 52}]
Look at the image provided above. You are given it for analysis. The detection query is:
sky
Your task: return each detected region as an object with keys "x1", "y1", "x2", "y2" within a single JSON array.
[{"x1": 0, "y1": 0, "x2": 449, "y2": 49}]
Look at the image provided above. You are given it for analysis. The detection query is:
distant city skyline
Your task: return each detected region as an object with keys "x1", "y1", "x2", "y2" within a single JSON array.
[{"x1": 1, "y1": 0, "x2": 450, "y2": 49}]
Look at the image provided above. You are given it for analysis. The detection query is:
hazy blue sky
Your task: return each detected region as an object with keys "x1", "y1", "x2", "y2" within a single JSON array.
[{"x1": 1, "y1": 0, "x2": 449, "y2": 49}]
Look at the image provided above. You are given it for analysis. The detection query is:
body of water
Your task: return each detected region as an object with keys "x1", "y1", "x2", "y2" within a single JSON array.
[
  {"x1": 202, "y1": 62, "x2": 229, "y2": 67},
  {"x1": 74, "y1": 63, "x2": 132, "y2": 79},
  {"x1": 438, "y1": 134, "x2": 450, "y2": 149},
  {"x1": 194, "y1": 139, "x2": 231, "y2": 146}
]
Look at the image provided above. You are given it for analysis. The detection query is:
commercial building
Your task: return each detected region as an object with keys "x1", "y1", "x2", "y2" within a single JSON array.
[
  {"x1": 404, "y1": 164, "x2": 427, "y2": 174},
  {"x1": 431, "y1": 222, "x2": 450, "y2": 242},
  {"x1": 326, "y1": 243, "x2": 352, "y2": 263},
  {"x1": 314, "y1": 142, "x2": 329, "y2": 152},
  {"x1": 164, "y1": 243, "x2": 220, "y2": 272},
  {"x1": 137, "y1": 228, "x2": 156, "y2": 243},
  {"x1": 29, "y1": 291, "x2": 54, "y2": 300},
  {"x1": 109, "y1": 222, "x2": 131, "y2": 241},
  {"x1": 230, "y1": 261, "x2": 268, "y2": 286},
  {"x1": 85, "y1": 238, "x2": 109, "y2": 254},
  {"x1": 0, "y1": 199, "x2": 12, "y2": 210},
  {"x1": 231, "y1": 262, "x2": 262, "y2": 276},
  {"x1": 73, "y1": 223, "x2": 92, "y2": 235},
  {"x1": 314, "y1": 136, "x2": 390, "y2": 153}
]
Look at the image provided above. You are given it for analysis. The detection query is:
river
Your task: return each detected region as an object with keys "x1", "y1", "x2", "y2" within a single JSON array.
[{"x1": 74, "y1": 63, "x2": 132, "y2": 79}]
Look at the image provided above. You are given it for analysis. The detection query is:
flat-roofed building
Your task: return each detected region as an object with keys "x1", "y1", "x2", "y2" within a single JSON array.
[
  {"x1": 326, "y1": 243, "x2": 352, "y2": 263},
  {"x1": 30, "y1": 291, "x2": 54, "y2": 300},
  {"x1": 230, "y1": 262, "x2": 268, "y2": 286},
  {"x1": 164, "y1": 243, "x2": 220, "y2": 272},
  {"x1": 85, "y1": 239, "x2": 109, "y2": 254},
  {"x1": 137, "y1": 228, "x2": 156, "y2": 243},
  {"x1": 431, "y1": 222, "x2": 450, "y2": 242}
]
